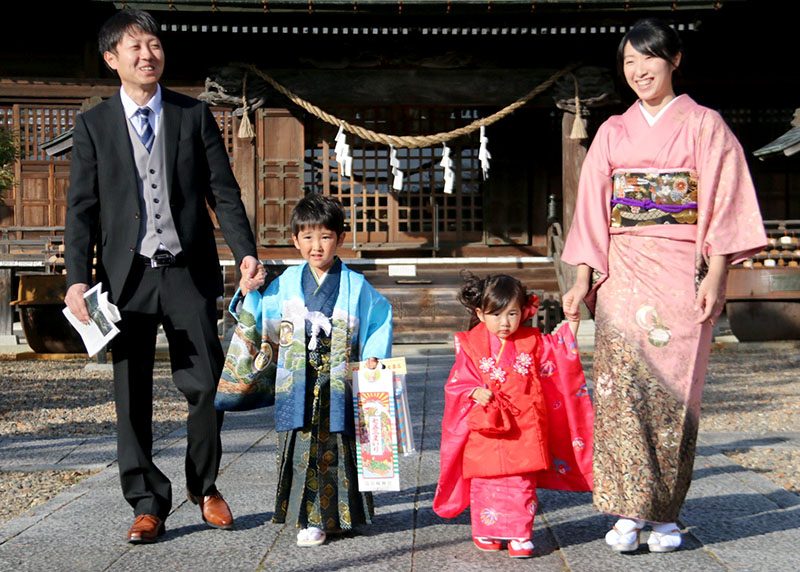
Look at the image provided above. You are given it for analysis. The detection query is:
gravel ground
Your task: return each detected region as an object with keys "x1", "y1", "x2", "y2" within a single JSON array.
[
  {"x1": 0, "y1": 360, "x2": 187, "y2": 524},
  {"x1": 700, "y1": 342, "x2": 800, "y2": 495},
  {"x1": 0, "y1": 361, "x2": 186, "y2": 440},
  {"x1": 0, "y1": 341, "x2": 798, "y2": 525},
  {"x1": 0, "y1": 469, "x2": 98, "y2": 523}
]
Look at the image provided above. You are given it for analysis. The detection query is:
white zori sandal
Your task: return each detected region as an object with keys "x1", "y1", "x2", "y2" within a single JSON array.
[
  {"x1": 605, "y1": 518, "x2": 644, "y2": 553},
  {"x1": 297, "y1": 526, "x2": 327, "y2": 547},
  {"x1": 647, "y1": 522, "x2": 682, "y2": 553}
]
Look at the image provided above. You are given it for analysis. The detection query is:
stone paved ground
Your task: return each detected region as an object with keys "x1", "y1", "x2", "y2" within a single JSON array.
[{"x1": 0, "y1": 343, "x2": 799, "y2": 571}]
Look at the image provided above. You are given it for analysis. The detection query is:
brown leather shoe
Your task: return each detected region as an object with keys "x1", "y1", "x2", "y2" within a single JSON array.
[
  {"x1": 187, "y1": 490, "x2": 234, "y2": 530},
  {"x1": 127, "y1": 514, "x2": 165, "y2": 544}
]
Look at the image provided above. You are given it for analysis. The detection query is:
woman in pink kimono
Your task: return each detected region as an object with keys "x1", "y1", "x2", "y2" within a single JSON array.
[{"x1": 561, "y1": 18, "x2": 766, "y2": 554}]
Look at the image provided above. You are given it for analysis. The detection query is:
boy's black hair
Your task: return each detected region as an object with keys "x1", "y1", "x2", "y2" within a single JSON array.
[
  {"x1": 98, "y1": 9, "x2": 160, "y2": 55},
  {"x1": 617, "y1": 17, "x2": 682, "y2": 77},
  {"x1": 291, "y1": 193, "x2": 346, "y2": 236}
]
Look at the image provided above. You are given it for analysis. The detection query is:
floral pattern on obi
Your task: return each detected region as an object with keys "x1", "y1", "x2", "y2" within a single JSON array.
[{"x1": 610, "y1": 170, "x2": 699, "y2": 227}]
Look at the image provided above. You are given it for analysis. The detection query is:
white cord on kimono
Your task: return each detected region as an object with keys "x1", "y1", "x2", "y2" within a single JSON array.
[{"x1": 306, "y1": 311, "x2": 332, "y2": 350}]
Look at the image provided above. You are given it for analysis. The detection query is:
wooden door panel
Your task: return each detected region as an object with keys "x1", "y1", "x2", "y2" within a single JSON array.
[
  {"x1": 256, "y1": 109, "x2": 304, "y2": 246},
  {"x1": 19, "y1": 163, "x2": 51, "y2": 226}
]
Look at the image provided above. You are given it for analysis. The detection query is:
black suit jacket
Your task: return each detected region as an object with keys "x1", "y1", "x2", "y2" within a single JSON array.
[{"x1": 65, "y1": 87, "x2": 257, "y2": 302}]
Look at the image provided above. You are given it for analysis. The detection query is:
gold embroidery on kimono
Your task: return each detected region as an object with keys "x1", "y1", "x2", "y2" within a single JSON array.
[{"x1": 610, "y1": 170, "x2": 699, "y2": 227}]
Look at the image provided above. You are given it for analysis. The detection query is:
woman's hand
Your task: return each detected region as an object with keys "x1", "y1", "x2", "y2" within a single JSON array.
[
  {"x1": 695, "y1": 255, "x2": 728, "y2": 324},
  {"x1": 470, "y1": 387, "x2": 493, "y2": 407},
  {"x1": 562, "y1": 264, "x2": 592, "y2": 322}
]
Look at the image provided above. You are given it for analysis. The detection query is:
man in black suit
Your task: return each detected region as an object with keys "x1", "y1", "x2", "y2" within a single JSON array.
[{"x1": 64, "y1": 9, "x2": 265, "y2": 543}]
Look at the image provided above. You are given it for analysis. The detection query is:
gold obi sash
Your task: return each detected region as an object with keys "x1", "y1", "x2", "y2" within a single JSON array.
[{"x1": 610, "y1": 170, "x2": 698, "y2": 228}]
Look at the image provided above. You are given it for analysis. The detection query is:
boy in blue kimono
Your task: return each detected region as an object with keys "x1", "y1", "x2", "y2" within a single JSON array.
[{"x1": 249, "y1": 193, "x2": 392, "y2": 547}]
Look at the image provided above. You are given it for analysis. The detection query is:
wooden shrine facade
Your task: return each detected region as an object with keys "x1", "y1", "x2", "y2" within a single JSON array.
[
  {"x1": 1, "y1": 0, "x2": 798, "y2": 260},
  {"x1": 0, "y1": 94, "x2": 561, "y2": 258},
  {"x1": 0, "y1": 100, "x2": 239, "y2": 250}
]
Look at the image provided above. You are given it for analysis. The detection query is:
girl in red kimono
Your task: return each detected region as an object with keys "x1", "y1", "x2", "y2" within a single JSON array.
[{"x1": 433, "y1": 273, "x2": 593, "y2": 558}]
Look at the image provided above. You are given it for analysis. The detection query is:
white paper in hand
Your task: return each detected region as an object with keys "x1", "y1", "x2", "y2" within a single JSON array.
[{"x1": 62, "y1": 282, "x2": 121, "y2": 356}]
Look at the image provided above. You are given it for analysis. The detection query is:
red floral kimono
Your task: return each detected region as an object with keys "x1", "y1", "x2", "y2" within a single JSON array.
[{"x1": 433, "y1": 322, "x2": 593, "y2": 540}]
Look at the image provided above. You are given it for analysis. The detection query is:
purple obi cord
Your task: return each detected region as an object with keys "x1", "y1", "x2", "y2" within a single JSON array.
[{"x1": 611, "y1": 196, "x2": 698, "y2": 213}]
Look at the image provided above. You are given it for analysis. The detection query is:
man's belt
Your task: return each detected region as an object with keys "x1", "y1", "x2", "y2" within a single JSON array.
[{"x1": 138, "y1": 250, "x2": 184, "y2": 268}]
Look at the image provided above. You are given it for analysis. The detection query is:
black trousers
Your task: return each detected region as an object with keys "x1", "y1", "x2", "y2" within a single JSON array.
[{"x1": 112, "y1": 262, "x2": 224, "y2": 520}]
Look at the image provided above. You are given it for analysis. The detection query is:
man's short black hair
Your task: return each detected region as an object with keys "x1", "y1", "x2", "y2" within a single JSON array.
[
  {"x1": 98, "y1": 9, "x2": 160, "y2": 55},
  {"x1": 291, "y1": 193, "x2": 346, "y2": 236}
]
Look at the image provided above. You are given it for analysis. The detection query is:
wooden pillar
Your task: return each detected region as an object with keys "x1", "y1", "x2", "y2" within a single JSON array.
[
  {"x1": 257, "y1": 109, "x2": 305, "y2": 246},
  {"x1": 561, "y1": 111, "x2": 588, "y2": 240},
  {"x1": 12, "y1": 105, "x2": 21, "y2": 234},
  {"x1": 557, "y1": 111, "x2": 589, "y2": 302},
  {"x1": 228, "y1": 118, "x2": 257, "y2": 338},
  {"x1": 232, "y1": 116, "x2": 257, "y2": 237},
  {"x1": 0, "y1": 269, "x2": 13, "y2": 336}
]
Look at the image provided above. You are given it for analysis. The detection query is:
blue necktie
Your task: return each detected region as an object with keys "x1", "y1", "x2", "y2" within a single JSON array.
[{"x1": 136, "y1": 107, "x2": 154, "y2": 153}]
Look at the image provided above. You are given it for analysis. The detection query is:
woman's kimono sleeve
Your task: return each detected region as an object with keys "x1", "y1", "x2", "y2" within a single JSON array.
[
  {"x1": 534, "y1": 323, "x2": 594, "y2": 492},
  {"x1": 432, "y1": 336, "x2": 483, "y2": 518},
  {"x1": 694, "y1": 110, "x2": 767, "y2": 265},
  {"x1": 561, "y1": 120, "x2": 614, "y2": 277}
]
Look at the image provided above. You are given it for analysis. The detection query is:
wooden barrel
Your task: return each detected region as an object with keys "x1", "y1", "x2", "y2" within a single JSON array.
[
  {"x1": 12, "y1": 272, "x2": 86, "y2": 353},
  {"x1": 725, "y1": 267, "x2": 800, "y2": 341},
  {"x1": 16, "y1": 304, "x2": 86, "y2": 353}
]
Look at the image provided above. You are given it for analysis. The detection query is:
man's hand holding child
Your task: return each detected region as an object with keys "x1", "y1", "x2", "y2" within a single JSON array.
[{"x1": 239, "y1": 255, "x2": 266, "y2": 295}]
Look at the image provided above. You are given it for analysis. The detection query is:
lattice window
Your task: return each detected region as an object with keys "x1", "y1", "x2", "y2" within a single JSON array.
[
  {"x1": 0, "y1": 105, "x2": 234, "y2": 162},
  {"x1": 395, "y1": 145, "x2": 483, "y2": 235},
  {"x1": 7, "y1": 105, "x2": 79, "y2": 161},
  {"x1": 211, "y1": 108, "x2": 235, "y2": 159},
  {"x1": 305, "y1": 107, "x2": 485, "y2": 247},
  {"x1": 0, "y1": 108, "x2": 12, "y2": 130}
]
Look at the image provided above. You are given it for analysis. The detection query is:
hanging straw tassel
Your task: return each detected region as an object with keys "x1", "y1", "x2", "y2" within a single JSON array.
[
  {"x1": 237, "y1": 73, "x2": 255, "y2": 140},
  {"x1": 569, "y1": 75, "x2": 588, "y2": 140},
  {"x1": 238, "y1": 105, "x2": 255, "y2": 139}
]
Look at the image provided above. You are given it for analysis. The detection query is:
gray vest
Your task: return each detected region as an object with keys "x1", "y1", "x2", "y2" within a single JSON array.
[{"x1": 126, "y1": 118, "x2": 182, "y2": 258}]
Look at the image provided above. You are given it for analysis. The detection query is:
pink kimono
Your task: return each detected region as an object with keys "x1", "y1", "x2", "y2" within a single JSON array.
[
  {"x1": 562, "y1": 95, "x2": 766, "y2": 521},
  {"x1": 433, "y1": 321, "x2": 593, "y2": 540}
]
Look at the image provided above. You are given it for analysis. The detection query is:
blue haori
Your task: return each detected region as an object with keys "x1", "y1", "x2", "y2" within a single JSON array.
[{"x1": 231, "y1": 259, "x2": 393, "y2": 434}]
